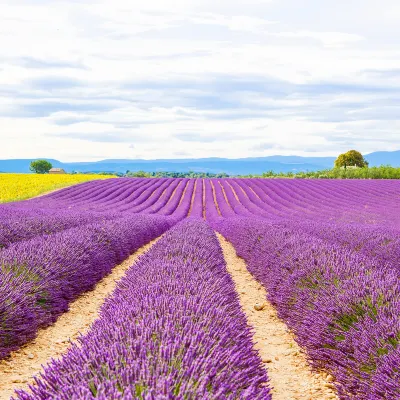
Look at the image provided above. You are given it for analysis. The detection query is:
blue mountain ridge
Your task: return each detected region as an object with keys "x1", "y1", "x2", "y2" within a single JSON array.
[{"x1": 0, "y1": 151, "x2": 399, "y2": 175}]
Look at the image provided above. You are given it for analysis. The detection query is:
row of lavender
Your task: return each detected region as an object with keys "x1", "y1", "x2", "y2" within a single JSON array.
[
  {"x1": 204, "y1": 179, "x2": 400, "y2": 227},
  {"x1": 214, "y1": 217, "x2": 400, "y2": 399},
  {"x1": 20, "y1": 178, "x2": 192, "y2": 215},
  {"x1": 0, "y1": 214, "x2": 175, "y2": 359},
  {"x1": 15, "y1": 220, "x2": 270, "y2": 399},
  {"x1": 0, "y1": 207, "x2": 120, "y2": 249},
  {"x1": 15, "y1": 178, "x2": 400, "y2": 227},
  {"x1": 274, "y1": 219, "x2": 400, "y2": 268}
]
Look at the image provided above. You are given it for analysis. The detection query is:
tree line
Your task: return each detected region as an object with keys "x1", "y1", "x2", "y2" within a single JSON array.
[
  {"x1": 28, "y1": 150, "x2": 400, "y2": 179},
  {"x1": 125, "y1": 171, "x2": 230, "y2": 178}
]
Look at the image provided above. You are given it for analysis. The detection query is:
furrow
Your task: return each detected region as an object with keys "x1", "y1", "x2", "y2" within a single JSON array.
[{"x1": 217, "y1": 233, "x2": 337, "y2": 400}]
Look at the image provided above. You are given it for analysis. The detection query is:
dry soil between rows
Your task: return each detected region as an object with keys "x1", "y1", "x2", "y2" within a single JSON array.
[
  {"x1": 217, "y1": 233, "x2": 338, "y2": 400},
  {"x1": 0, "y1": 237, "x2": 161, "y2": 399}
]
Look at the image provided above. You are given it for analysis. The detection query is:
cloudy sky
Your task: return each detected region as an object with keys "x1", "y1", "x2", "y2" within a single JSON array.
[{"x1": 1, "y1": 0, "x2": 399, "y2": 161}]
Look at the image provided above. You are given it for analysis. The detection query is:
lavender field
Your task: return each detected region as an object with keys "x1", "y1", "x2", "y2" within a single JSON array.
[{"x1": 1, "y1": 178, "x2": 400, "y2": 399}]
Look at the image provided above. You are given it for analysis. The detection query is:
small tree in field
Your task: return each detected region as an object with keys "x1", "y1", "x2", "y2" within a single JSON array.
[
  {"x1": 334, "y1": 150, "x2": 368, "y2": 169},
  {"x1": 29, "y1": 160, "x2": 53, "y2": 174}
]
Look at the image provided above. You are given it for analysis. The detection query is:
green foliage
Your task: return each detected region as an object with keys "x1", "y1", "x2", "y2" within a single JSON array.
[
  {"x1": 66, "y1": 164, "x2": 400, "y2": 180},
  {"x1": 130, "y1": 170, "x2": 151, "y2": 178},
  {"x1": 29, "y1": 160, "x2": 53, "y2": 174},
  {"x1": 125, "y1": 171, "x2": 230, "y2": 178},
  {"x1": 334, "y1": 150, "x2": 369, "y2": 169},
  {"x1": 254, "y1": 165, "x2": 400, "y2": 179},
  {"x1": 77, "y1": 171, "x2": 122, "y2": 176},
  {"x1": 330, "y1": 295, "x2": 380, "y2": 335}
]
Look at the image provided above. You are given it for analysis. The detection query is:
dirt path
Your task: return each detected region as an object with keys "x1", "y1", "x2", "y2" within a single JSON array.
[
  {"x1": 188, "y1": 179, "x2": 197, "y2": 217},
  {"x1": 0, "y1": 237, "x2": 161, "y2": 399},
  {"x1": 217, "y1": 233, "x2": 338, "y2": 400}
]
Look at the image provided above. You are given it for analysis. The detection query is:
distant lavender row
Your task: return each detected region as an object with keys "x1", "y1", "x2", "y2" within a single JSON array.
[
  {"x1": 0, "y1": 178, "x2": 196, "y2": 251},
  {"x1": 28, "y1": 178, "x2": 196, "y2": 219},
  {"x1": 0, "y1": 214, "x2": 174, "y2": 359},
  {"x1": 16, "y1": 178, "x2": 400, "y2": 227},
  {"x1": 214, "y1": 217, "x2": 400, "y2": 399},
  {"x1": 16, "y1": 219, "x2": 270, "y2": 400},
  {"x1": 213, "y1": 178, "x2": 400, "y2": 227},
  {"x1": 199, "y1": 178, "x2": 400, "y2": 226},
  {"x1": 0, "y1": 206, "x2": 121, "y2": 249}
]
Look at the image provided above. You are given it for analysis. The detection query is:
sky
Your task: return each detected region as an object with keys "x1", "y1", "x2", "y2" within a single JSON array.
[{"x1": 0, "y1": 0, "x2": 399, "y2": 161}]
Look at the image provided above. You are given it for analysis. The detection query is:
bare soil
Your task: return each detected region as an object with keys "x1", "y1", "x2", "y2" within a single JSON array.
[
  {"x1": 217, "y1": 233, "x2": 338, "y2": 400},
  {"x1": 188, "y1": 179, "x2": 197, "y2": 216},
  {"x1": 0, "y1": 238, "x2": 160, "y2": 399}
]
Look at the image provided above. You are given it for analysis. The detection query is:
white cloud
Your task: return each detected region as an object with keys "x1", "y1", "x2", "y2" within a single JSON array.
[
  {"x1": 273, "y1": 31, "x2": 364, "y2": 48},
  {"x1": 0, "y1": 0, "x2": 400, "y2": 161}
]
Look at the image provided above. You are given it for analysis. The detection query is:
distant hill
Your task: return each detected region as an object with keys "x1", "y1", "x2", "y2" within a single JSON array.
[{"x1": 0, "y1": 151, "x2": 399, "y2": 175}]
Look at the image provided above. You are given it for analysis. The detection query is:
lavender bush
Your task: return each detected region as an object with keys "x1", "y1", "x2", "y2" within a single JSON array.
[{"x1": 0, "y1": 207, "x2": 120, "y2": 249}]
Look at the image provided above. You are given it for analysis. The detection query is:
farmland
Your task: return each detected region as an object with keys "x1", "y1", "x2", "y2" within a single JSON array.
[
  {"x1": 0, "y1": 174, "x2": 115, "y2": 203},
  {"x1": 1, "y1": 177, "x2": 400, "y2": 399}
]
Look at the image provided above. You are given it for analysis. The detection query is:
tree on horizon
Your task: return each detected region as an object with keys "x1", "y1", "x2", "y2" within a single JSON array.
[
  {"x1": 334, "y1": 150, "x2": 368, "y2": 169},
  {"x1": 29, "y1": 160, "x2": 53, "y2": 174}
]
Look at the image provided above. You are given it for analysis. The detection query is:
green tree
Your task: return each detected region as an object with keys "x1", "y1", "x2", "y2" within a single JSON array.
[
  {"x1": 334, "y1": 150, "x2": 368, "y2": 169},
  {"x1": 29, "y1": 160, "x2": 53, "y2": 174},
  {"x1": 131, "y1": 170, "x2": 150, "y2": 177}
]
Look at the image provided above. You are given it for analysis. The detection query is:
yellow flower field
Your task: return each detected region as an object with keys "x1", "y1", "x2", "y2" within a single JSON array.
[{"x1": 0, "y1": 174, "x2": 116, "y2": 203}]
